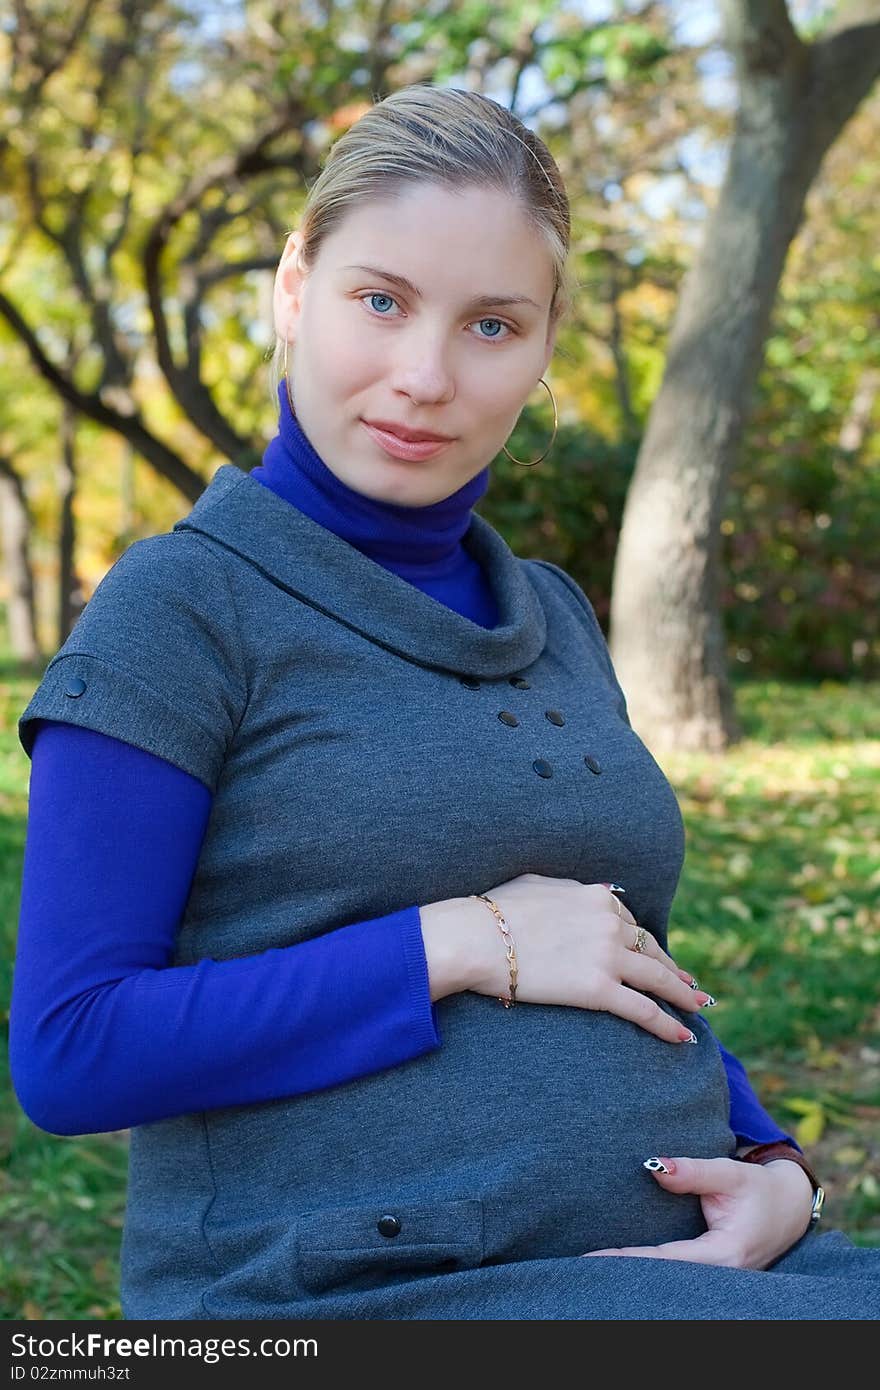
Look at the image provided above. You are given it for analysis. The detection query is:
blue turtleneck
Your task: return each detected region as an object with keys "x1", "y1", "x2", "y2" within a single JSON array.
[
  {"x1": 11, "y1": 384, "x2": 793, "y2": 1146},
  {"x1": 251, "y1": 381, "x2": 498, "y2": 609}
]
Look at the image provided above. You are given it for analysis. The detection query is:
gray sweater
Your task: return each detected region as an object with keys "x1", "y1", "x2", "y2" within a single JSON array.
[{"x1": 23, "y1": 464, "x2": 877, "y2": 1320}]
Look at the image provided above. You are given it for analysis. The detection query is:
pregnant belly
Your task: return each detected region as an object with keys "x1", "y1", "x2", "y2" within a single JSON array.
[{"x1": 202, "y1": 995, "x2": 735, "y2": 1272}]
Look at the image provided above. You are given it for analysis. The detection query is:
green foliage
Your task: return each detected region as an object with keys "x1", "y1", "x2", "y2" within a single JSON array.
[
  {"x1": 719, "y1": 442, "x2": 879, "y2": 679},
  {"x1": 478, "y1": 389, "x2": 878, "y2": 681},
  {"x1": 482, "y1": 418, "x2": 638, "y2": 630}
]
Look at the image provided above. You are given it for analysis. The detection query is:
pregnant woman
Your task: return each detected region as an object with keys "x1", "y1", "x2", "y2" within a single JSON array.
[{"x1": 11, "y1": 84, "x2": 879, "y2": 1319}]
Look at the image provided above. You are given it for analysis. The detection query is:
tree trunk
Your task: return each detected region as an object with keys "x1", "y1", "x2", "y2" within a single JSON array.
[
  {"x1": 57, "y1": 397, "x2": 83, "y2": 647},
  {"x1": 838, "y1": 364, "x2": 879, "y2": 455},
  {"x1": 119, "y1": 438, "x2": 137, "y2": 552},
  {"x1": 0, "y1": 456, "x2": 42, "y2": 665},
  {"x1": 608, "y1": 0, "x2": 880, "y2": 752}
]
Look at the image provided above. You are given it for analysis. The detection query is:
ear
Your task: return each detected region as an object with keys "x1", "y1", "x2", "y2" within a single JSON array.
[{"x1": 273, "y1": 231, "x2": 307, "y2": 345}]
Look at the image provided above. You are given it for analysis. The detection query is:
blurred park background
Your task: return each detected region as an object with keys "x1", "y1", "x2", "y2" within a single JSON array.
[{"x1": 1, "y1": 0, "x2": 879, "y2": 1318}]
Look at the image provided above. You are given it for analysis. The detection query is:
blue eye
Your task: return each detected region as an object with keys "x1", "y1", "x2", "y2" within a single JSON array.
[
  {"x1": 358, "y1": 292, "x2": 514, "y2": 342},
  {"x1": 366, "y1": 293, "x2": 396, "y2": 314}
]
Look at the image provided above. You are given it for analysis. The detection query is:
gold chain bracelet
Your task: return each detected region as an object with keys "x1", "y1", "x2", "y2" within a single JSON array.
[{"x1": 471, "y1": 893, "x2": 518, "y2": 1008}]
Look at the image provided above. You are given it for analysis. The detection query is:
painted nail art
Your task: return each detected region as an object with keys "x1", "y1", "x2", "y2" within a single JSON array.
[
  {"x1": 688, "y1": 978, "x2": 700, "y2": 991},
  {"x1": 684, "y1": 1030, "x2": 698, "y2": 1043},
  {"x1": 698, "y1": 994, "x2": 717, "y2": 1008},
  {"x1": 643, "y1": 1157, "x2": 671, "y2": 1174}
]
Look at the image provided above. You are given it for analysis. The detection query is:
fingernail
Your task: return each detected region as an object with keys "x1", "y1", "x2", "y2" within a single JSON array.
[
  {"x1": 688, "y1": 977, "x2": 700, "y2": 991},
  {"x1": 696, "y1": 992, "x2": 717, "y2": 1008},
  {"x1": 643, "y1": 1157, "x2": 674, "y2": 1174},
  {"x1": 678, "y1": 1027, "x2": 698, "y2": 1043},
  {"x1": 608, "y1": 883, "x2": 626, "y2": 896}
]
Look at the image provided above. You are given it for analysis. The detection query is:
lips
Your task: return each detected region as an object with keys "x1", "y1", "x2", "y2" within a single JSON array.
[
  {"x1": 360, "y1": 422, "x2": 453, "y2": 461},
  {"x1": 363, "y1": 419, "x2": 454, "y2": 443}
]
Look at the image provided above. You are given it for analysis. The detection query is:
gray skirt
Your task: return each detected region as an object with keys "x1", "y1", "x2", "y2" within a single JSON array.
[
  {"x1": 273, "y1": 1229, "x2": 880, "y2": 1320},
  {"x1": 130, "y1": 1226, "x2": 880, "y2": 1321}
]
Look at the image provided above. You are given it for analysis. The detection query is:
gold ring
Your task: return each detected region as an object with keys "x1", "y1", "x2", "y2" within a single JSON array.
[{"x1": 631, "y1": 925, "x2": 648, "y2": 953}]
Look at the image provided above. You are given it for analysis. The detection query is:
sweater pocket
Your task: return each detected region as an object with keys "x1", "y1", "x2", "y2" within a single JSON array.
[{"x1": 297, "y1": 1197, "x2": 485, "y2": 1297}]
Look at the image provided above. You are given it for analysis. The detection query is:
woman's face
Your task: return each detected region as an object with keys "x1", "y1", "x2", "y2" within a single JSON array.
[{"x1": 273, "y1": 183, "x2": 559, "y2": 507}]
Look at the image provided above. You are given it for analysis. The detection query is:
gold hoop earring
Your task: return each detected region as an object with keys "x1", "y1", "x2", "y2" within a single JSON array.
[
  {"x1": 283, "y1": 337, "x2": 296, "y2": 418},
  {"x1": 502, "y1": 378, "x2": 558, "y2": 467}
]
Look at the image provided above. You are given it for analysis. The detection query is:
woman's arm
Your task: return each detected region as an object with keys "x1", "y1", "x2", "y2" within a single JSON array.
[{"x1": 10, "y1": 721, "x2": 463, "y2": 1136}]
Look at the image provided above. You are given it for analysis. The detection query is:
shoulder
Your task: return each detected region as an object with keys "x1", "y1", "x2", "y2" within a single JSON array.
[
  {"x1": 18, "y1": 530, "x2": 246, "y2": 791},
  {"x1": 522, "y1": 557, "x2": 631, "y2": 726},
  {"x1": 60, "y1": 529, "x2": 243, "y2": 660},
  {"x1": 522, "y1": 557, "x2": 604, "y2": 633},
  {"x1": 86, "y1": 528, "x2": 236, "y2": 610}
]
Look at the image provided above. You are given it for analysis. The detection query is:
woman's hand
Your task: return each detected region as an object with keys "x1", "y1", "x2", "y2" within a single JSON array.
[
  {"x1": 581, "y1": 1156, "x2": 815, "y2": 1269},
  {"x1": 460, "y1": 872, "x2": 713, "y2": 1043}
]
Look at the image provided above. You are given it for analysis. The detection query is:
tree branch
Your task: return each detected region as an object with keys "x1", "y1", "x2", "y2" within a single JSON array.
[
  {"x1": 720, "y1": 0, "x2": 806, "y2": 77},
  {"x1": 142, "y1": 112, "x2": 310, "y2": 459},
  {"x1": 812, "y1": 13, "x2": 880, "y2": 144},
  {"x1": 10, "y1": 0, "x2": 102, "y2": 103},
  {"x1": 0, "y1": 289, "x2": 207, "y2": 501}
]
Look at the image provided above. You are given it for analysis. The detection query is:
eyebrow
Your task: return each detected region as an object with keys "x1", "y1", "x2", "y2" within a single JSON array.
[{"x1": 341, "y1": 264, "x2": 542, "y2": 312}]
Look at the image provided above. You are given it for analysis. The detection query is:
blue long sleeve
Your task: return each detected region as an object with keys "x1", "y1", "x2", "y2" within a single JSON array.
[
  {"x1": 716, "y1": 1039, "x2": 797, "y2": 1149},
  {"x1": 9, "y1": 720, "x2": 441, "y2": 1136},
  {"x1": 12, "y1": 720, "x2": 794, "y2": 1145}
]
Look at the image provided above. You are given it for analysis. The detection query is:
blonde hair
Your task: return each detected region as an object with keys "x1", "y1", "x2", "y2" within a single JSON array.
[{"x1": 268, "y1": 82, "x2": 573, "y2": 405}]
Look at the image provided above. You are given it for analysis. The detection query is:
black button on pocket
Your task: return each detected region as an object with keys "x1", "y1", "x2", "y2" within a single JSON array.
[
  {"x1": 460, "y1": 676, "x2": 481, "y2": 690},
  {"x1": 297, "y1": 1197, "x2": 484, "y2": 1296},
  {"x1": 584, "y1": 755, "x2": 602, "y2": 774},
  {"x1": 545, "y1": 709, "x2": 565, "y2": 726},
  {"x1": 509, "y1": 676, "x2": 530, "y2": 689},
  {"x1": 377, "y1": 1215, "x2": 401, "y2": 1238},
  {"x1": 498, "y1": 711, "x2": 519, "y2": 727},
  {"x1": 533, "y1": 759, "x2": 553, "y2": 778},
  {"x1": 64, "y1": 677, "x2": 86, "y2": 698}
]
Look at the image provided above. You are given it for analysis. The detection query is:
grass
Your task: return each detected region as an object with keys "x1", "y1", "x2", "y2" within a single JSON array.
[{"x1": 1, "y1": 660, "x2": 878, "y2": 1318}]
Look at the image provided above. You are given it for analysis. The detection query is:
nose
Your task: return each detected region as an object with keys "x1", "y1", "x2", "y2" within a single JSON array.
[{"x1": 389, "y1": 333, "x2": 456, "y2": 403}]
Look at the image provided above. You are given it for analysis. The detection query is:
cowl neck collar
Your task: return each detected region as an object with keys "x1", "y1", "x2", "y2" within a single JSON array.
[{"x1": 173, "y1": 464, "x2": 547, "y2": 678}]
